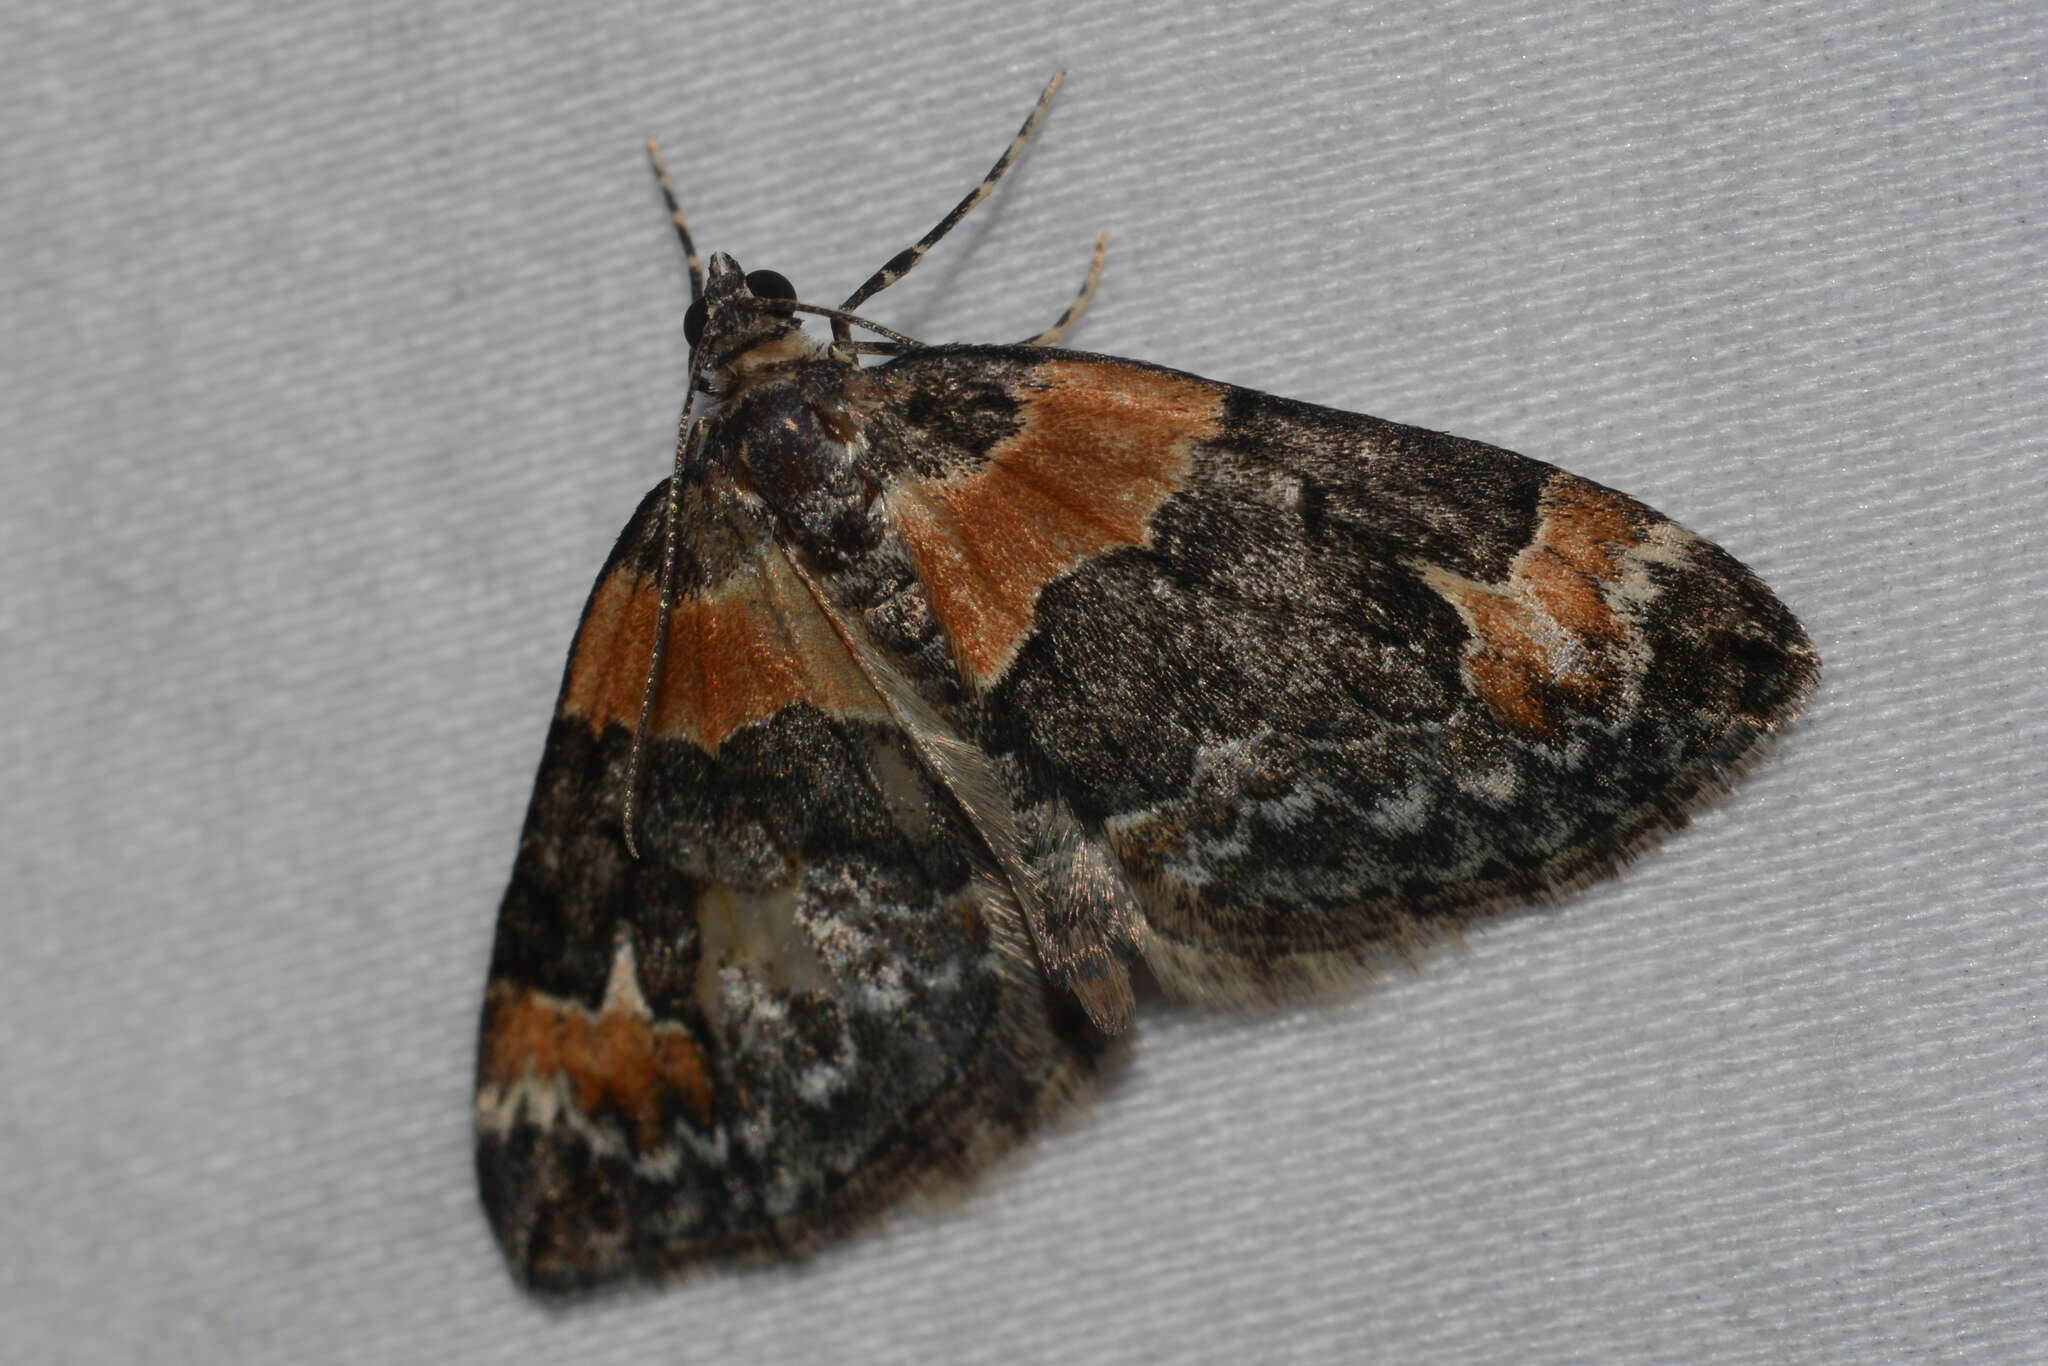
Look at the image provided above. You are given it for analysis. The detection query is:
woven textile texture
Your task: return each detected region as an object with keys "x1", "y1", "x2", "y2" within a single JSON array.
[{"x1": 5, "y1": 3, "x2": 2042, "y2": 1362}]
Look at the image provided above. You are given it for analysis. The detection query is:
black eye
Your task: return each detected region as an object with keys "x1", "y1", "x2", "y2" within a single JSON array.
[
  {"x1": 745, "y1": 269, "x2": 796, "y2": 302},
  {"x1": 683, "y1": 297, "x2": 707, "y2": 348}
]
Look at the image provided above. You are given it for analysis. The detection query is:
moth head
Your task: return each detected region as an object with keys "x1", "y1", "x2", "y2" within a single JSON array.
[{"x1": 685, "y1": 253, "x2": 808, "y2": 386}]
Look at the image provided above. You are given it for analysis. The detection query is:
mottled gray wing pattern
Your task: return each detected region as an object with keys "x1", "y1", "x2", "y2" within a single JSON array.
[
  {"x1": 859, "y1": 349, "x2": 1817, "y2": 1004},
  {"x1": 477, "y1": 483, "x2": 1103, "y2": 1292}
]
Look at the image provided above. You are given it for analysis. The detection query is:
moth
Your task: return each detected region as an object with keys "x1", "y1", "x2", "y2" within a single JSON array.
[{"x1": 475, "y1": 72, "x2": 1817, "y2": 1292}]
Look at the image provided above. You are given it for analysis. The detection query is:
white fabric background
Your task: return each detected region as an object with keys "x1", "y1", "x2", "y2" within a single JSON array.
[{"x1": 6, "y1": 2, "x2": 2043, "y2": 1362}]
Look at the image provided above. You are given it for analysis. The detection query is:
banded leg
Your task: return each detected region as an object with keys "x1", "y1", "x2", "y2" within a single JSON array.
[
  {"x1": 621, "y1": 406, "x2": 707, "y2": 858},
  {"x1": 1016, "y1": 231, "x2": 1108, "y2": 346},
  {"x1": 833, "y1": 70, "x2": 1067, "y2": 345}
]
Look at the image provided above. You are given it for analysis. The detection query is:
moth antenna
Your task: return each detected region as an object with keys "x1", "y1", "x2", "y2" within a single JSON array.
[
  {"x1": 789, "y1": 301, "x2": 926, "y2": 351},
  {"x1": 644, "y1": 134, "x2": 704, "y2": 302},
  {"x1": 1017, "y1": 231, "x2": 1107, "y2": 346},
  {"x1": 621, "y1": 384, "x2": 706, "y2": 858},
  {"x1": 833, "y1": 70, "x2": 1066, "y2": 345}
]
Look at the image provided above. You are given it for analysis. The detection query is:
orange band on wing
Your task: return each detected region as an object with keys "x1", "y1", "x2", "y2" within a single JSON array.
[
  {"x1": 891, "y1": 358, "x2": 1221, "y2": 687},
  {"x1": 1420, "y1": 475, "x2": 1654, "y2": 737},
  {"x1": 480, "y1": 979, "x2": 715, "y2": 1146},
  {"x1": 561, "y1": 549, "x2": 886, "y2": 751}
]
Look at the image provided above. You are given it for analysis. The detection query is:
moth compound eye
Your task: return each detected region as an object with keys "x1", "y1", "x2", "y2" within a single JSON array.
[
  {"x1": 683, "y1": 298, "x2": 707, "y2": 348},
  {"x1": 745, "y1": 269, "x2": 797, "y2": 302}
]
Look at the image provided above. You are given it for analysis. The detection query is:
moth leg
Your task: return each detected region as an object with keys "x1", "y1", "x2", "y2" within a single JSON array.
[
  {"x1": 620, "y1": 419, "x2": 707, "y2": 859},
  {"x1": 1015, "y1": 232, "x2": 1108, "y2": 347},
  {"x1": 642, "y1": 135, "x2": 704, "y2": 301},
  {"x1": 833, "y1": 70, "x2": 1066, "y2": 345}
]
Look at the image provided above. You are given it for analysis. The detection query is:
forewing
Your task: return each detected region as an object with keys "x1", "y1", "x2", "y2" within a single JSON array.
[
  {"x1": 477, "y1": 480, "x2": 1103, "y2": 1292},
  {"x1": 862, "y1": 347, "x2": 1818, "y2": 1002}
]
